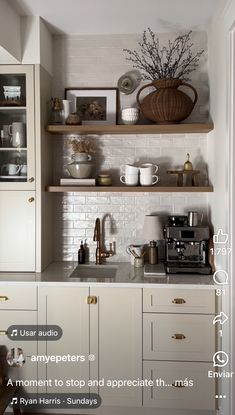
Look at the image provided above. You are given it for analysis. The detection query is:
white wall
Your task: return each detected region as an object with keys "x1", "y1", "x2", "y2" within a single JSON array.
[
  {"x1": 0, "y1": 0, "x2": 21, "y2": 62},
  {"x1": 21, "y1": 16, "x2": 53, "y2": 75}
]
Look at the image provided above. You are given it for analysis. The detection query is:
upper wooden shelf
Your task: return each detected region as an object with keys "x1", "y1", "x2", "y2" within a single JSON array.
[
  {"x1": 46, "y1": 122, "x2": 214, "y2": 135},
  {"x1": 46, "y1": 185, "x2": 214, "y2": 193}
]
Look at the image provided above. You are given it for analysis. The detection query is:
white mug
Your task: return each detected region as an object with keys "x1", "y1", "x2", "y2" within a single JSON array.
[
  {"x1": 8, "y1": 122, "x2": 26, "y2": 148},
  {"x1": 140, "y1": 174, "x2": 159, "y2": 186},
  {"x1": 120, "y1": 174, "x2": 139, "y2": 186},
  {"x1": 140, "y1": 163, "x2": 158, "y2": 174},
  {"x1": 1, "y1": 163, "x2": 21, "y2": 176},
  {"x1": 120, "y1": 164, "x2": 139, "y2": 175}
]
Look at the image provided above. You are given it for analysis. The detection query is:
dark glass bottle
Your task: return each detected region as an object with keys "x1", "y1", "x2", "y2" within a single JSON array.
[{"x1": 78, "y1": 240, "x2": 85, "y2": 264}]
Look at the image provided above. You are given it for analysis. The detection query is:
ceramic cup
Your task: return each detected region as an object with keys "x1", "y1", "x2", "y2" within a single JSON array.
[
  {"x1": 126, "y1": 244, "x2": 145, "y2": 265},
  {"x1": 1, "y1": 163, "x2": 21, "y2": 176},
  {"x1": 8, "y1": 122, "x2": 26, "y2": 148},
  {"x1": 140, "y1": 163, "x2": 159, "y2": 174},
  {"x1": 134, "y1": 257, "x2": 144, "y2": 268},
  {"x1": 140, "y1": 174, "x2": 159, "y2": 186},
  {"x1": 72, "y1": 152, "x2": 92, "y2": 162},
  {"x1": 120, "y1": 164, "x2": 139, "y2": 175},
  {"x1": 120, "y1": 174, "x2": 139, "y2": 186},
  {"x1": 121, "y1": 108, "x2": 139, "y2": 125}
]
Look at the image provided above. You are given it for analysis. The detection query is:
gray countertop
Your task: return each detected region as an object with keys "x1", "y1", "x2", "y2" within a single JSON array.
[{"x1": 0, "y1": 261, "x2": 216, "y2": 289}]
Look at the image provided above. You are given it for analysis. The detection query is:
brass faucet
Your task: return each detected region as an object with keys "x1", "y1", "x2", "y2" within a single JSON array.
[{"x1": 93, "y1": 217, "x2": 114, "y2": 264}]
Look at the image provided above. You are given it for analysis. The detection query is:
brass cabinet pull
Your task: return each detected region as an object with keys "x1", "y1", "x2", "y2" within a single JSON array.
[
  {"x1": 86, "y1": 296, "x2": 97, "y2": 305},
  {"x1": 172, "y1": 298, "x2": 186, "y2": 304},
  {"x1": 172, "y1": 382, "x2": 186, "y2": 388},
  {"x1": 0, "y1": 330, "x2": 7, "y2": 335},
  {"x1": 0, "y1": 296, "x2": 8, "y2": 301},
  {"x1": 28, "y1": 177, "x2": 35, "y2": 183},
  {"x1": 28, "y1": 197, "x2": 35, "y2": 203},
  {"x1": 172, "y1": 333, "x2": 186, "y2": 340}
]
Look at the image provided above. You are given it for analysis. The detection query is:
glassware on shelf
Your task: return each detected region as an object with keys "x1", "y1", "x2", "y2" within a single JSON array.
[{"x1": 51, "y1": 97, "x2": 63, "y2": 124}]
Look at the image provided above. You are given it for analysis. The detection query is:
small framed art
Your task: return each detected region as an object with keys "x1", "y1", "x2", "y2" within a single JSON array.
[{"x1": 65, "y1": 87, "x2": 118, "y2": 125}]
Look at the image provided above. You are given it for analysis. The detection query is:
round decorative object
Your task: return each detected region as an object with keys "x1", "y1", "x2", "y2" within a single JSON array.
[
  {"x1": 117, "y1": 70, "x2": 141, "y2": 95},
  {"x1": 66, "y1": 112, "x2": 81, "y2": 125},
  {"x1": 136, "y1": 78, "x2": 198, "y2": 124}
]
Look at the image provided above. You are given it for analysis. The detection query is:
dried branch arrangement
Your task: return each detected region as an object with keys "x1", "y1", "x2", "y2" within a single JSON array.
[
  {"x1": 124, "y1": 29, "x2": 204, "y2": 81},
  {"x1": 68, "y1": 136, "x2": 95, "y2": 154}
]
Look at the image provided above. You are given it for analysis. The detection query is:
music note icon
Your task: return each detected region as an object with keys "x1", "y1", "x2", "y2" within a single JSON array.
[
  {"x1": 11, "y1": 329, "x2": 18, "y2": 337},
  {"x1": 11, "y1": 397, "x2": 18, "y2": 405}
]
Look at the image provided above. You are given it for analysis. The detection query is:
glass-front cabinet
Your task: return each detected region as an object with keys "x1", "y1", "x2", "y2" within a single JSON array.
[{"x1": 0, "y1": 65, "x2": 35, "y2": 190}]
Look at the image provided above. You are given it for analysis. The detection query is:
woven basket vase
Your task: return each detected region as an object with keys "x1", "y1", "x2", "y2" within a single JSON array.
[{"x1": 136, "y1": 78, "x2": 198, "y2": 124}]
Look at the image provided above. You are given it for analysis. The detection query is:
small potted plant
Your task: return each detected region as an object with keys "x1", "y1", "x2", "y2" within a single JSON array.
[
  {"x1": 66, "y1": 136, "x2": 95, "y2": 178},
  {"x1": 124, "y1": 30, "x2": 204, "y2": 123}
]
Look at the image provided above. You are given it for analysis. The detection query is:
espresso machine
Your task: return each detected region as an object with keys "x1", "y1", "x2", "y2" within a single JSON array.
[{"x1": 165, "y1": 214, "x2": 211, "y2": 274}]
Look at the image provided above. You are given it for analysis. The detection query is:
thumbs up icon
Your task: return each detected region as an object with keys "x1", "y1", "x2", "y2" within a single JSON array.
[{"x1": 213, "y1": 229, "x2": 229, "y2": 244}]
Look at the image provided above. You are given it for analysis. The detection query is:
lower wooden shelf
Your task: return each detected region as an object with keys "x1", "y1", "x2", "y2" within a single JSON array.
[{"x1": 46, "y1": 185, "x2": 214, "y2": 193}]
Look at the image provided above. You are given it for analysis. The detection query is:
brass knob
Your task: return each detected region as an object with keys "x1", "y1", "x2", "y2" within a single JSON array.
[
  {"x1": 172, "y1": 298, "x2": 186, "y2": 304},
  {"x1": 28, "y1": 177, "x2": 35, "y2": 183},
  {"x1": 28, "y1": 197, "x2": 35, "y2": 203},
  {"x1": 0, "y1": 296, "x2": 8, "y2": 301},
  {"x1": 172, "y1": 334, "x2": 186, "y2": 340},
  {"x1": 0, "y1": 330, "x2": 7, "y2": 335},
  {"x1": 86, "y1": 296, "x2": 97, "y2": 305},
  {"x1": 172, "y1": 382, "x2": 186, "y2": 388}
]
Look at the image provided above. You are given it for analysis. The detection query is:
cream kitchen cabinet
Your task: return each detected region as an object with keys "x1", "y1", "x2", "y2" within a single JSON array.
[
  {"x1": 89, "y1": 287, "x2": 142, "y2": 407},
  {"x1": 0, "y1": 284, "x2": 37, "y2": 393},
  {"x1": 0, "y1": 65, "x2": 35, "y2": 191},
  {"x1": 37, "y1": 286, "x2": 90, "y2": 394},
  {"x1": 0, "y1": 191, "x2": 35, "y2": 271},
  {"x1": 142, "y1": 287, "x2": 216, "y2": 411},
  {"x1": 38, "y1": 286, "x2": 142, "y2": 407}
]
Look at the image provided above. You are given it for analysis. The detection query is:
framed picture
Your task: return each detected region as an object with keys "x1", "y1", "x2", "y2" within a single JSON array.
[{"x1": 65, "y1": 87, "x2": 118, "y2": 125}]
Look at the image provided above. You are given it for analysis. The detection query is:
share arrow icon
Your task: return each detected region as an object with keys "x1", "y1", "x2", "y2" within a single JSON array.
[{"x1": 213, "y1": 312, "x2": 229, "y2": 325}]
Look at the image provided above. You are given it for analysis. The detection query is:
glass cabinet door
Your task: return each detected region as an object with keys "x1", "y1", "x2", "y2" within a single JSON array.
[{"x1": 0, "y1": 65, "x2": 35, "y2": 190}]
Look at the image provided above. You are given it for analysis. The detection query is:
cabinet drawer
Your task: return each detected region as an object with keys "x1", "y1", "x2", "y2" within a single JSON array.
[
  {"x1": 0, "y1": 286, "x2": 37, "y2": 310},
  {"x1": 143, "y1": 361, "x2": 215, "y2": 410},
  {"x1": 143, "y1": 288, "x2": 215, "y2": 314},
  {"x1": 0, "y1": 311, "x2": 37, "y2": 355},
  {"x1": 143, "y1": 313, "x2": 215, "y2": 361}
]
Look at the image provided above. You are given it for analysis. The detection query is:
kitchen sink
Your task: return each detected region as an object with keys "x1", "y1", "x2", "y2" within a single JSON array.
[{"x1": 69, "y1": 264, "x2": 118, "y2": 279}]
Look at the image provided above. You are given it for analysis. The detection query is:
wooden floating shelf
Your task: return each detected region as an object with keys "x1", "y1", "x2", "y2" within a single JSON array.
[
  {"x1": 46, "y1": 185, "x2": 214, "y2": 193},
  {"x1": 46, "y1": 122, "x2": 214, "y2": 135}
]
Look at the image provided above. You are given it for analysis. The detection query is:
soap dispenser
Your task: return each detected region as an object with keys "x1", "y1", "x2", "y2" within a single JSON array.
[{"x1": 78, "y1": 240, "x2": 85, "y2": 264}]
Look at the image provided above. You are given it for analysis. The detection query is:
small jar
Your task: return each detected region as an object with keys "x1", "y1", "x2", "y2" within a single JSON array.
[
  {"x1": 97, "y1": 174, "x2": 112, "y2": 186},
  {"x1": 66, "y1": 112, "x2": 81, "y2": 125}
]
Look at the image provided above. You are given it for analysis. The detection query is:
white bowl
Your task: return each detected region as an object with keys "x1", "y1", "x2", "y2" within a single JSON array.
[
  {"x1": 121, "y1": 108, "x2": 139, "y2": 124},
  {"x1": 122, "y1": 108, "x2": 139, "y2": 115}
]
